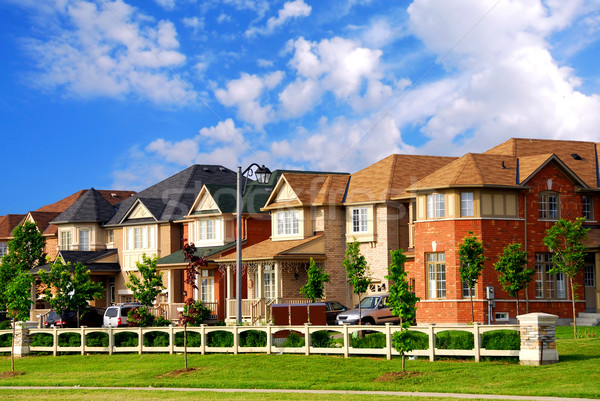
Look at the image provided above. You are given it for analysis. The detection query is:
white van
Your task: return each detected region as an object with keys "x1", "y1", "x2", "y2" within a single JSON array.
[{"x1": 103, "y1": 303, "x2": 143, "y2": 327}]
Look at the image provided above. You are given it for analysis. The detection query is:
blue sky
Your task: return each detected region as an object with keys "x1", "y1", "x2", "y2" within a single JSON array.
[{"x1": 1, "y1": 0, "x2": 600, "y2": 215}]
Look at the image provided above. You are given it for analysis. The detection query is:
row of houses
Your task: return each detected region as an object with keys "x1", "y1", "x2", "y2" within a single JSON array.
[{"x1": 1, "y1": 138, "x2": 599, "y2": 324}]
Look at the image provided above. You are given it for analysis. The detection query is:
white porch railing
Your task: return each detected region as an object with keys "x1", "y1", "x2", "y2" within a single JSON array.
[{"x1": 0, "y1": 323, "x2": 521, "y2": 361}]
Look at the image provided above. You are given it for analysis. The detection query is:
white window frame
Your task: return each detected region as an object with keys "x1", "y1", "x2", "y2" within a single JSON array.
[
  {"x1": 351, "y1": 207, "x2": 368, "y2": 233},
  {"x1": 539, "y1": 192, "x2": 559, "y2": 220},
  {"x1": 126, "y1": 226, "x2": 157, "y2": 250},
  {"x1": 427, "y1": 194, "x2": 445, "y2": 219},
  {"x1": 582, "y1": 195, "x2": 593, "y2": 221},
  {"x1": 461, "y1": 192, "x2": 474, "y2": 217},
  {"x1": 60, "y1": 230, "x2": 72, "y2": 251},
  {"x1": 264, "y1": 265, "x2": 276, "y2": 301},
  {"x1": 584, "y1": 264, "x2": 595, "y2": 287},
  {"x1": 200, "y1": 269, "x2": 215, "y2": 303},
  {"x1": 79, "y1": 229, "x2": 90, "y2": 251},
  {"x1": 199, "y1": 219, "x2": 215, "y2": 240},
  {"x1": 535, "y1": 253, "x2": 566, "y2": 299},
  {"x1": 427, "y1": 252, "x2": 446, "y2": 299},
  {"x1": 0, "y1": 242, "x2": 7, "y2": 258},
  {"x1": 276, "y1": 210, "x2": 299, "y2": 236}
]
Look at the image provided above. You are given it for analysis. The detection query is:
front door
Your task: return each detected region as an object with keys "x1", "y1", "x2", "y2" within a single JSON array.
[{"x1": 584, "y1": 263, "x2": 596, "y2": 312}]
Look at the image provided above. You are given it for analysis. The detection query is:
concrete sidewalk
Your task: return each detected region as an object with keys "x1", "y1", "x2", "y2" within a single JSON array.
[{"x1": 0, "y1": 386, "x2": 596, "y2": 401}]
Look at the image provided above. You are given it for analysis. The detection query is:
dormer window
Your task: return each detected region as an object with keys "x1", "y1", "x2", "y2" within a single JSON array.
[
  {"x1": 126, "y1": 226, "x2": 156, "y2": 250},
  {"x1": 276, "y1": 210, "x2": 299, "y2": 235},
  {"x1": 199, "y1": 219, "x2": 215, "y2": 240},
  {"x1": 539, "y1": 192, "x2": 559, "y2": 220}
]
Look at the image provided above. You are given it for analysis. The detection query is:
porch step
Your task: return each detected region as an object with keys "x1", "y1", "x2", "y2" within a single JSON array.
[{"x1": 576, "y1": 313, "x2": 600, "y2": 326}]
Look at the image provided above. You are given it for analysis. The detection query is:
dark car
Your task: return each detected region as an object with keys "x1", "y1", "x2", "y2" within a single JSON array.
[
  {"x1": 324, "y1": 301, "x2": 348, "y2": 325},
  {"x1": 44, "y1": 308, "x2": 103, "y2": 328}
]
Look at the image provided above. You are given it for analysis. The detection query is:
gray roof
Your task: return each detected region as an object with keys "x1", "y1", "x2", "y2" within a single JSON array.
[
  {"x1": 105, "y1": 165, "x2": 238, "y2": 226},
  {"x1": 50, "y1": 188, "x2": 118, "y2": 224},
  {"x1": 32, "y1": 249, "x2": 120, "y2": 274}
]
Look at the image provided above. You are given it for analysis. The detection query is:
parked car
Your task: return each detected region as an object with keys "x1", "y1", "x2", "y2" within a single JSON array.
[
  {"x1": 324, "y1": 301, "x2": 348, "y2": 325},
  {"x1": 103, "y1": 303, "x2": 144, "y2": 327},
  {"x1": 44, "y1": 308, "x2": 103, "y2": 328},
  {"x1": 335, "y1": 294, "x2": 400, "y2": 325}
]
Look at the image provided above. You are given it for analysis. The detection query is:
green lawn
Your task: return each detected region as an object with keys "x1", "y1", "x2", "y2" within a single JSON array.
[{"x1": 0, "y1": 326, "x2": 597, "y2": 399}]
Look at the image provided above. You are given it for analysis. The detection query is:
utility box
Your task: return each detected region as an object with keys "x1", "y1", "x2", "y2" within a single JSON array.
[{"x1": 486, "y1": 286, "x2": 495, "y2": 300}]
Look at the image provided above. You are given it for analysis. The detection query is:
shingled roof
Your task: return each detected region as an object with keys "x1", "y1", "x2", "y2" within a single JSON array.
[
  {"x1": 346, "y1": 154, "x2": 456, "y2": 203},
  {"x1": 0, "y1": 214, "x2": 26, "y2": 240},
  {"x1": 32, "y1": 249, "x2": 120, "y2": 274},
  {"x1": 106, "y1": 165, "x2": 238, "y2": 226},
  {"x1": 51, "y1": 188, "x2": 119, "y2": 224}
]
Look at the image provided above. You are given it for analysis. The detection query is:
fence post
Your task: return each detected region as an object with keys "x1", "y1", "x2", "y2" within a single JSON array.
[
  {"x1": 81, "y1": 327, "x2": 86, "y2": 356},
  {"x1": 201, "y1": 324, "x2": 206, "y2": 355},
  {"x1": 343, "y1": 324, "x2": 349, "y2": 358},
  {"x1": 233, "y1": 325, "x2": 239, "y2": 355},
  {"x1": 169, "y1": 325, "x2": 174, "y2": 355},
  {"x1": 473, "y1": 323, "x2": 480, "y2": 362},
  {"x1": 266, "y1": 324, "x2": 272, "y2": 355},
  {"x1": 517, "y1": 313, "x2": 559, "y2": 366},
  {"x1": 385, "y1": 323, "x2": 392, "y2": 361},
  {"x1": 53, "y1": 326, "x2": 58, "y2": 357},
  {"x1": 428, "y1": 325, "x2": 435, "y2": 361},
  {"x1": 138, "y1": 327, "x2": 143, "y2": 355},
  {"x1": 108, "y1": 327, "x2": 113, "y2": 355},
  {"x1": 304, "y1": 323, "x2": 310, "y2": 356}
]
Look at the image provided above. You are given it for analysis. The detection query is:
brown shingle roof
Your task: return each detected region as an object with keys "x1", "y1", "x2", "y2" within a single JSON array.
[
  {"x1": 25, "y1": 211, "x2": 61, "y2": 235},
  {"x1": 35, "y1": 189, "x2": 136, "y2": 212},
  {"x1": 346, "y1": 154, "x2": 456, "y2": 203},
  {"x1": 485, "y1": 138, "x2": 600, "y2": 189},
  {"x1": 0, "y1": 214, "x2": 26, "y2": 239},
  {"x1": 216, "y1": 234, "x2": 324, "y2": 261},
  {"x1": 263, "y1": 173, "x2": 350, "y2": 210}
]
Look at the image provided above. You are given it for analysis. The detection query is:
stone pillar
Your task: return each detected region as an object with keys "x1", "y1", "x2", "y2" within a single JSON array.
[
  {"x1": 13, "y1": 321, "x2": 38, "y2": 358},
  {"x1": 517, "y1": 313, "x2": 559, "y2": 366}
]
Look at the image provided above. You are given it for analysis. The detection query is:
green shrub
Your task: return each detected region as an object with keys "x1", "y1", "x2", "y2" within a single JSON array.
[
  {"x1": 58, "y1": 333, "x2": 81, "y2": 347},
  {"x1": 0, "y1": 333, "x2": 12, "y2": 347},
  {"x1": 436, "y1": 330, "x2": 474, "y2": 350},
  {"x1": 207, "y1": 330, "x2": 233, "y2": 347},
  {"x1": 402, "y1": 330, "x2": 429, "y2": 350},
  {"x1": 115, "y1": 332, "x2": 138, "y2": 347},
  {"x1": 86, "y1": 332, "x2": 108, "y2": 347},
  {"x1": 175, "y1": 331, "x2": 201, "y2": 347},
  {"x1": 351, "y1": 332, "x2": 385, "y2": 349},
  {"x1": 127, "y1": 308, "x2": 155, "y2": 327},
  {"x1": 282, "y1": 332, "x2": 304, "y2": 347},
  {"x1": 311, "y1": 330, "x2": 332, "y2": 348},
  {"x1": 144, "y1": 331, "x2": 170, "y2": 347},
  {"x1": 240, "y1": 330, "x2": 267, "y2": 347},
  {"x1": 0, "y1": 320, "x2": 11, "y2": 330},
  {"x1": 32, "y1": 333, "x2": 53, "y2": 347},
  {"x1": 154, "y1": 316, "x2": 172, "y2": 327},
  {"x1": 482, "y1": 330, "x2": 520, "y2": 350},
  {"x1": 181, "y1": 301, "x2": 211, "y2": 326}
]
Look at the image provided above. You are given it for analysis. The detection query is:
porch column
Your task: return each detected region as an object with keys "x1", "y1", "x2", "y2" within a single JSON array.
[
  {"x1": 275, "y1": 261, "x2": 281, "y2": 302},
  {"x1": 257, "y1": 263, "x2": 264, "y2": 299},
  {"x1": 226, "y1": 265, "x2": 233, "y2": 299},
  {"x1": 596, "y1": 252, "x2": 600, "y2": 312},
  {"x1": 194, "y1": 272, "x2": 200, "y2": 301},
  {"x1": 167, "y1": 269, "x2": 174, "y2": 304}
]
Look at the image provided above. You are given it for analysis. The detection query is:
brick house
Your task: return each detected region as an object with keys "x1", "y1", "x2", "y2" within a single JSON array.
[{"x1": 405, "y1": 139, "x2": 600, "y2": 324}]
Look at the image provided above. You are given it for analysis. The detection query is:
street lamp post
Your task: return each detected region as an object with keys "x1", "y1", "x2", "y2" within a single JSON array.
[{"x1": 236, "y1": 163, "x2": 271, "y2": 325}]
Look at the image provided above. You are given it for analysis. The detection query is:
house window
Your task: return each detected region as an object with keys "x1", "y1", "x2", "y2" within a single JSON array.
[
  {"x1": 462, "y1": 281, "x2": 475, "y2": 298},
  {"x1": 582, "y1": 195, "x2": 593, "y2": 221},
  {"x1": 427, "y1": 253, "x2": 446, "y2": 299},
  {"x1": 126, "y1": 226, "x2": 156, "y2": 250},
  {"x1": 584, "y1": 264, "x2": 595, "y2": 287},
  {"x1": 539, "y1": 192, "x2": 559, "y2": 220},
  {"x1": 79, "y1": 229, "x2": 90, "y2": 251},
  {"x1": 106, "y1": 229, "x2": 114, "y2": 244},
  {"x1": 199, "y1": 219, "x2": 215, "y2": 240},
  {"x1": 276, "y1": 210, "x2": 299, "y2": 235},
  {"x1": 0, "y1": 242, "x2": 7, "y2": 258},
  {"x1": 535, "y1": 253, "x2": 566, "y2": 299},
  {"x1": 461, "y1": 192, "x2": 474, "y2": 217},
  {"x1": 264, "y1": 265, "x2": 276, "y2": 301},
  {"x1": 60, "y1": 230, "x2": 72, "y2": 250},
  {"x1": 427, "y1": 194, "x2": 445, "y2": 218},
  {"x1": 200, "y1": 269, "x2": 214, "y2": 303},
  {"x1": 351, "y1": 207, "x2": 368, "y2": 233}
]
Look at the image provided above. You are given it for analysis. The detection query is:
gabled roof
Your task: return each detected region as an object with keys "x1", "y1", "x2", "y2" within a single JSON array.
[
  {"x1": 346, "y1": 154, "x2": 456, "y2": 203},
  {"x1": 32, "y1": 249, "x2": 120, "y2": 274},
  {"x1": 518, "y1": 154, "x2": 587, "y2": 187},
  {"x1": 262, "y1": 172, "x2": 350, "y2": 210},
  {"x1": 24, "y1": 211, "x2": 62, "y2": 235},
  {"x1": 0, "y1": 214, "x2": 26, "y2": 239},
  {"x1": 485, "y1": 138, "x2": 600, "y2": 189},
  {"x1": 50, "y1": 188, "x2": 118, "y2": 225},
  {"x1": 216, "y1": 234, "x2": 325, "y2": 262},
  {"x1": 35, "y1": 189, "x2": 136, "y2": 212},
  {"x1": 106, "y1": 165, "x2": 238, "y2": 226},
  {"x1": 407, "y1": 153, "x2": 519, "y2": 191},
  {"x1": 156, "y1": 242, "x2": 237, "y2": 267}
]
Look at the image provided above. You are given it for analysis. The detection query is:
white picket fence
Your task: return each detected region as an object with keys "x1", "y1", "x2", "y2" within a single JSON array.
[{"x1": 0, "y1": 323, "x2": 520, "y2": 361}]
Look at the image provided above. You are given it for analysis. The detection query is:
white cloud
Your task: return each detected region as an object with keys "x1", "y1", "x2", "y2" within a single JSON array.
[
  {"x1": 182, "y1": 16, "x2": 205, "y2": 32},
  {"x1": 214, "y1": 72, "x2": 283, "y2": 130},
  {"x1": 278, "y1": 79, "x2": 322, "y2": 118},
  {"x1": 246, "y1": 0, "x2": 311, "y2": 37},
  {"x1": 257, "y1": 58, "x2": 274, "y2": 68},
  {"x1": 23, "y1": 0, "x2": 193, "y2": 104},
  {"x1": 217, "y1": 13, "x2": 231, "y2": 24},
  {"x1": 154, "y1": 0, "x2": 176, "y2": 11}
]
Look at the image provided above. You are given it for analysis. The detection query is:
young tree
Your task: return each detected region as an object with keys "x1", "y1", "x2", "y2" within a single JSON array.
[
  {"x1": 543, "y1": 217, "x2": 589, "y2": 339},
  {"x1": 300, "y1": 258, "x2": 330, "y2": 323},
  {"x1": 494, "y1": 243, "x2": 534, "y2": 316},
  {"x1": 342, "y1": 240, "x2": 371, "y2": 326},
  {"x1": 126, "y1": 254, "x2": 164, "y2": 307},
  {"x1": 0, "y1": 221, "x2": 46, "y2": 310},
  {"x1": 5, "y1": 271, "x2": 33, "y2": 372},
  {"x1": 458, "y1": 232, "x2": 485, "y2": 323},
  {"x1": 39, "y1": 259, "x2": 104, "y2": 327},
  {"x1": 386, "y1": 249, "x2": 419, "y2": 372},
  {"x1": 180, "y1": 243, "x2": 208, "y2": 370}
]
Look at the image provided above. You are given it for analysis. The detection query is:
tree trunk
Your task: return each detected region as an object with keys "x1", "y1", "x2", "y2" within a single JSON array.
[
  {"x1": 11, "y1": 318, "x2": 15, "y2": 372},
  {"x1": 470, "y1": 293, "x2": 474, "y2": 323},
  {"x1": 358, "y1": 294, "x2": 362, "y2": 326},
  {"x1": 516, "y1": 293, "x2": 520, "y2": 317},
  {"x1": 570, "y1": 276, "x2": 577, "y2": 340},
  {"x1": 401, "y1": 353, "x2": 405, "y2": 372},
  {"x1": 184, "y1": 323, "x2": 188, "y2": 369}
]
